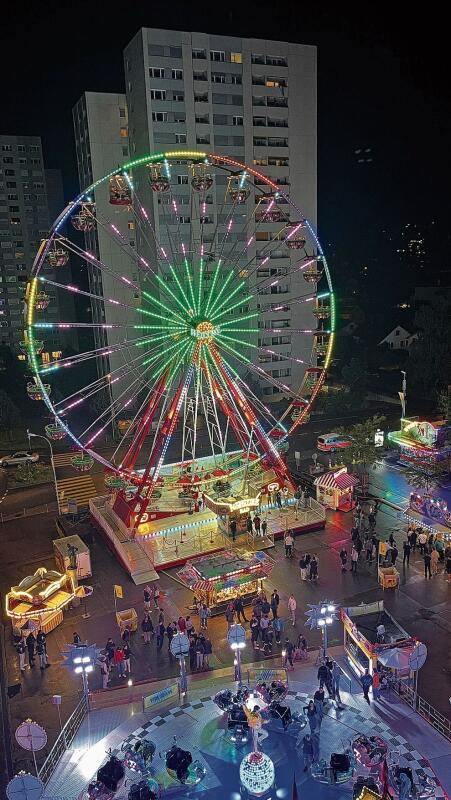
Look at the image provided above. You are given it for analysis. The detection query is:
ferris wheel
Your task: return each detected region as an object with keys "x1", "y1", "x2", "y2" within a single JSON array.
[{"x1": 25, "y1": 150, "x2": 334, "y2": 529}]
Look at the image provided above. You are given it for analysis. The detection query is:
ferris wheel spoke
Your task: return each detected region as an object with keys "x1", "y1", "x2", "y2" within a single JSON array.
[
  {"x1": 38, "y1": 333, "x2": 165, "y2": 375},
  {"x1": 217, "y1": 339, "x2": 300, "y2": 399}
]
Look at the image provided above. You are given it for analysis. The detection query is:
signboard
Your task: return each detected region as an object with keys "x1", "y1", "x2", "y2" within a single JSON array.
[
  {"x1": 248, "y1": 667, "x2": 287, "y2": 684},
  {"x1": 114, "y1": 584, "x2": 123, "y2": 599},
  {"x1": 374, "y1": 429, "x2": 384, "y2": 448},
  {"x1": 401, "y1": 418, "x2": 444, "y2": 447},
  {"x1": 142, "y1": 682, "x2": 179, "y2": 712},
  {"x1": 67, "y1": 499, "x2": 78, "y2": 515}
]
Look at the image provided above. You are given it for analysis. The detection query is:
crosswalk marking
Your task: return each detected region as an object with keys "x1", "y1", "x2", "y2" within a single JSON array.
[
  {"x1": 52, "y1": 453, "x2": 81, "y2": 466},
  {"x1": 56, "y1": 474, "x2": 98, "y2": 507}
]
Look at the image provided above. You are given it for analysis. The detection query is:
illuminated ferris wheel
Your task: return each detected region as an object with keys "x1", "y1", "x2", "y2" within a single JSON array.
[{"x1": 25, "y1": 150, "x2": 334, "y2": 529}]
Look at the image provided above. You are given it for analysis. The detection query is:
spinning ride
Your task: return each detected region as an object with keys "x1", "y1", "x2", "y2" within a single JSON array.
[{"x1": 25, "y1": 151, "x2": 334, "y2": 540}]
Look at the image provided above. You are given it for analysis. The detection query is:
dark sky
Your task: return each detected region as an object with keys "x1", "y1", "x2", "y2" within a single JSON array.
[{"x1": 4, "y1": 1, "x2": 450, "y2": 277}]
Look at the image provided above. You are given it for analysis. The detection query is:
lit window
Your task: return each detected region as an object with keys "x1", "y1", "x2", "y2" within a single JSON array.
[
  {"x1": 128, "y1": 221, "x2": 135, "y2": 230},
  {"x1": 41, "y1": 352, "x2": 50, "y2": 363},
  {"x1": 120, "y1": 127, "x2": 128, "y2": 137},
  {"x1": 52, "y1": 351, "x2": 62, "y2": 359},
  {"x1": 231, "y1": 52, "x2": 242, "y2": 63}
]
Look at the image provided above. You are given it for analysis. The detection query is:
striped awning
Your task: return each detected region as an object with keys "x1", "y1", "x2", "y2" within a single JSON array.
[{"x1": 314, "y1": 472, "x2": 359, "y2": 490}]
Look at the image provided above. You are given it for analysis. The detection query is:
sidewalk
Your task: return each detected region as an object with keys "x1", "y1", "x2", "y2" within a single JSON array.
[{"x1": 43, "y1": 650, "x2": 451, "y2": 800}]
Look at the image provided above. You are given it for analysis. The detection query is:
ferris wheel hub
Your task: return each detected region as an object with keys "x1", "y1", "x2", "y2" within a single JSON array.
[{"x1": 191, "y1": 320, "x2": 218, "y2": 342}]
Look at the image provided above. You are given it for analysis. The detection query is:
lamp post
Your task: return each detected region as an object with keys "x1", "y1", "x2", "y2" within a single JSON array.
[
  {"x1": 399, "y1": 371, "x2": 407, "y2": 420},
  {"x1": 228, "y1": 623, "x2": 246, "y2": 683},
  {"x1": 305, "y1": 601, "x2": 338, "y2": 662},
  {"x1": 62, "y1": 643, "x2": 100, "y2": 711},
  {"x1": 170, "y1": 633, "x2": 190, "y2": 698},
  {"x1": 27, "y1": 430, "x2": 61, "y2": 515}
]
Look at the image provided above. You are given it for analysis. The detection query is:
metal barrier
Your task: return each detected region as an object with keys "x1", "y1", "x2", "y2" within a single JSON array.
[
  {"x1": 394, "y1": 681, "x2": 451, "y2": 743},
  {"x1": 1, "y1": 502, "x2": 58, "y2": 523},
  {"x1": 38, "y1": 694, "x2": 89, "y2": 786}
]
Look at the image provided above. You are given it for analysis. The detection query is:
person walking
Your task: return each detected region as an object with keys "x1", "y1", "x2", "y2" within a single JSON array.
[
  {"x1": 260, "y1": 614, "x2": 270, "y2": 643},
  {"x1": 339, "y1": 548, "x2": 348, "y2": 572},
  {"x1": 254, "y1": 514, "x2": 261, "y2": 536},
  {"x1": 284, "y1": 638, "x2": 294, "y2": 670},
  {"x1": 270, "y1": 590, "x2": 280, "y2": 619},
  {"x1": 351, "y1": 546, "x2": 359, "y2": 573},
  {"x1": 230, "y1": 518, "x2": 237, "y2": 542},
  {"x1": 306, "y1": 700, "x2": 320, "y2": 736},
  {"x1": 246, "y1": 516, "x2": 253, "y2": 536},
  {"x1": 403, "y1": 540, "x2": 411, "y2": 567},
  {"x1": 261, "y1": 518, "x2": 268, "y2": 538},
  {"x1": 156, "y1": 621, "x2": 165, "y2": 650},
  {"x1": 199, "y1": 602, "x2": 211, "y2": 629},
  {"x1": 288, "y1": 594, "x2": 297, "y2": 626},
  {"x1": 284, "y1": 530, "x2": 294, "y2": 557},
  {"x1": 301, "y1": 733, "x2": 314, "y2": 772},
  {"x1": 105, "y1": 637, "x2": 115, "y2": 666},
  {"x1": 17, "y1": 637, "x2": 26, "y2": 672},
  {"x1": 141, "y1": 614, "x2": 154, "y2": 643},
  {"x1": 317, "y1": 662, "x2": 329, "y2": 691},
  {"x1": 153, "y1": 584, "x2": 160, "y2": 609},
  {"x1": 361, "y1": 669, "x2": 373, "y2": 704},
  {"x1": 372, "y1": 668, "x2": 381, "y2": 701},
  {"x1": 424, "y1": 550, "x2": 432, "y2": 579},
  {"x1": 366, "y1": 538, "x2": 373, "y2": 563},
  {"x1": 113, "y1": 645, "x2": 126, "y2": 678},
  {"x1": 418, "y1": 530, "x2": 428, "y2": 555},
  {"x1": 73, "y1": 632, "x2": 81, "y2": 645},
  {"x1": 391, "y1": 543, "x2": 399, "y2": 566},
  {"x1": 143, "y1": 585, "x2": 152, "y2": 611},
  {"x1": 123, "y1": 642, "x2": 131, "y2": 674},
  {"x1": 166, "y1": 621, "x2": 177, "y2": 649},
  {"x1": 410, "y1": 528, "x2": 417, "y2": 553},
  {"x1": 275, "y1": 490, "x2": 282, "y2": 509},
  {"x1": 100, "y1": 657, "x2": 110, "y2": 689},
  {"x1": 26, "y1": 632, "x2": 36, "y2": 668},
  {"x1": 234, "y1": 595, "x2": 247, "y2": 623},
  {"x1": 225, "y1": 602, "x2": 235, "y2": 628}
]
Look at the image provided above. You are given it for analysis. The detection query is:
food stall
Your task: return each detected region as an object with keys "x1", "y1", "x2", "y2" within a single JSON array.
[
  {"x1": 6, "y1": 566, "x2": 77, "y2": 635},
  {"x1": 53, "y1": 534, "x2": 92, "y2": 579},
  {"x1": 176, "y1": 550, "x2": 273, "y2": 615},
  {"x1": 202, "y1": 491, "x2": 261, "y2": 537},
  {"x1": 314, "y1": 467, "x2": 359, "y2": 512},
  {"x1": 340, "y1": 601, "x2": 420, "y2": 682}
]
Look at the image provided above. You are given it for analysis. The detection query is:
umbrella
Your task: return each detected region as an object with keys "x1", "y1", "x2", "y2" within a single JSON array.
[
  {"x1": 20, "y1": 619, "x2": 39, "y2": 633},
  {"x1": 377, "y1": 647, "x2": 413, "y2": 670}
]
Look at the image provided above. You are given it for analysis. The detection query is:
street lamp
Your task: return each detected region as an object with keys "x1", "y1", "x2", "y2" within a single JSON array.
[
  {"x1": 62, "y1": 643, "x2": 100, "y2": 710},
  {"x1": 305, "y1": 601, "x2": 338, "y2": 661},
  {"x1": 27, "y1": 430, "x2": 61, "y2": 515},
  {"x1": 228, "y1": 623, "x2": 246, "y2": 683}
]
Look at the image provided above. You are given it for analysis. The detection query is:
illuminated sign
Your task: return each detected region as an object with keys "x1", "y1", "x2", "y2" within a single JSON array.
[{"x1": 375, "y1": 429, "x2": 384, "y2": 447}]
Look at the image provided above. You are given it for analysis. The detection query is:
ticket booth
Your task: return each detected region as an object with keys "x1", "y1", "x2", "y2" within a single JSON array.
[{"x1": 314, "y1": 467, "x2": 359, "y2": 511}]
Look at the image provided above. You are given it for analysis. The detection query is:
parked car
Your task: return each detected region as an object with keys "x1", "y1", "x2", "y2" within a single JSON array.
[
  {"x1": 317, "y1": 433, "x2": 353, "y2": 453},
  {"x1": 0, "y1": 451, "x2": 39, "y2": 467}
]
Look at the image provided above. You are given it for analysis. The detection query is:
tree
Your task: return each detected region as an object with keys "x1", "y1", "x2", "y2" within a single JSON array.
[
  {"x1": 437, "y1": 390, "x2": 451, "y2": 421},
  {"x1": 408, "y1": 298, "x2": 451, "y2": 392},
  {"x1": 341, "y1": 357, "x2": 368, "y2": 403},
  {"x1": 0, "y1": 389, "x2": 21, "y2": 441},
  {"x1": 401, "y1": 460, "x2": 450, "y2": 494},
  {"x1": 337, "y1": 415, "x2": 387, "y2": 476}
]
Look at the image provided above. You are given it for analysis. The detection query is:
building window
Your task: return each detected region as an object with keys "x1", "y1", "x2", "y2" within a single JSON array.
[
  {"x1": 171, "y1": 68, "x2": 183, "y2": 80},
  {"x1": 2, "y1": 145, "x2": 12, "y2": 152},
  {"x1": 175, "y1": 133, "x2": 187, "y2": 144},
  {"x1": 120, "y1": 127, "x2": 128, "y2": 137},
  {"x1": 128, "y1": 221, "x2": 135, "y2": 230},
  {"x1": 253, "y1": 116, "x2": 266, "y2": 127},
  {"x1": 193, "y1": 71, "x2": 208, "y2": 81},
  {"x1": 231, "y1": 75, "x2": 242, "y2": 85},
  {"x1": 179, "y1": 215, "x2": 191, "y2": 224},
  {"x1": 230, "y1": 52, "x2": 242, "y2": 64},
  {"x1": 212, "y1": 73, "x2": 226, "y2": 84},
  {"x1": 173, "y1": 92, "x2": 184, "y2": 102},
  {"x1": 150, "y1": 89, "x2": 166, "y2": 100},
  {"x1": 6, "y1": 181, "x2": 16, "y2": 188},
  {"x1": 3, "y1": 157, "x2": 13, "y2": 164},
  {"x1": 119, "y1": 107, "x2": 126, "y2": 118},
  {"x1": 192, "y1": 48, "x2": 207, "y2": 59},
  {"x1": 233, "y1": 116, "x2": 244, "y2": 126},
  {"x1": 178, "y1": 175, "x2": 189, "y2": 184},
  {"x1": 252, "y1": 54, "x2": 265, "y2": 65},
  {"x1": 169, "y1": 47, "x2": 182, "y2": 59},
  {"x1": 174, "y1": 112, "x2": 186, "y2": 123},
  {"x1": 122, "y1": 146, "x2": 129, "y2": 157},
  {"x1": 196, "y1": 114, "x2": 210, "y2": 124},
  {"x1": 29, "y1": 145, "x2": 39, "y2": 152},
  {"x1": 195, "y1": 92, "x2": 208, "y2": 102},
  {"x1": 149, "y1": 67, "x2": 165, "y2": 78},
  {"x1": 4, "y1": 169, "x2": 15, "y2": 176},
  {"x1": 196, "y1": 134, "x2": 210, "y2": 145},
  {"x1": 266, "y1": 55, "x2": 288, "y2": 67},
  {"x1": 17, "y1": 145, "x2": 26, "y2": 152},
  {"x1": 151, "y1": 112, "x2": 167, "y2": 122},
  {"x1": 210, "y1": 50, "x2": 225, "y2": 62},
  {"x1": 266, "y1": 77, "x2": 287, "y2": 88}
]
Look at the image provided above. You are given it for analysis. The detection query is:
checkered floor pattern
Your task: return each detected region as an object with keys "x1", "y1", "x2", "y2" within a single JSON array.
[{"x1": 109, "y1": 692, "x2": 445, "y2": 799}]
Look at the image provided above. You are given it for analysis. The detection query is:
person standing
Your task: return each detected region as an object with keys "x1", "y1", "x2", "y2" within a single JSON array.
[
  {"x1": 105, "y1": 637, "x2": 115, "y2": 666},
  {"x1": 288, "y1": 594, "x2": 297, "y2": 626},
  {"x1": 391, "y1": 543, "x2": 399, "y2": 566},
  {"x1": 141, "y1": 614, "x2": 154, "y2": 643},
  {"x1": 250, "y1": 614, "x2": 260, "y2": 649},
  {"x1": 446, "y1": 555, "x2": 451, "y2": 583},
  {"x1": 36, "y1": 630, "x2": 49, "y2": 667},
  {"x1": 178, "y1": 615, "x2": 186, "y2": 633},
  {"x1": 195, "y1": 636, "x2": 205, "y2": 670},
  {"x1": 234, "y1": 595, "x2": 247, "y2": 623},
  {"x1": 156, "y1": 621, "x2": 165, "y2": 650},
  {"x1": 299, "y1": 554, "x2": 307, "y2": 581},
  {"x1": 100, "y1": 657, "x2": 110, "y2": 689},
  {"x1": 199, "y1": 603, "x2": 210, "y2": 629},
  {"x1": 301, "y1": 733, "x2": 314, "y2": 772},
  {"x1": 153, "y1": 584, "x2": 160, "y2": 609},
  {"x1": 431, "y1": 547, "x2": 439, "y2": 576},
  {"x1": 26, "y1": 632, "x2": 36, "y2": 668},
  {"x1": 372, "y1": 668, "x2": 381, "y2": 701},
  {"x1": 306, "y1": 700, "x2": 320, "y2": 737},
  {"x1": 424, "y1": 549, "x2": 432, "y2": 579},
  {"x1": 284, "y1": 530, "x2": 294, "y2": 557},
  {"x1": 185, "y1": 615, "x2": 194, "y2": 635},
  {"x1": 270, "y1": 590, "x2": 280, "y2": 619},
  {"x1": 246, "y1": 516, "x2": 253, "y2": 536},
  {"x1": 284, "y1": 638, "x2": 294, "y2": 670},
  {"x1": 123, "y1": 642, "x2": 131, "y2": 674},
  {"x1": 73, "y1": 632, "x2": 81, "y2": 645},
  {"x1": 203, "y1": 636, "x2": 212, "y2": 668},
  {"x1": 273, "y1": 615, "x2": 284, "y2": 644},
  {"x1": 339, "y1": 548, "x2": 348, "y2": 572},
  {"x1": 261, "y1": 518, "x2": 268, "y2": 538},
  {"x1": 331, "y1": 662, "x2": 341, "y2": 702},
  {"x1": 376, "y1": 623, "x2": 385, "y2": 643},
  {"x1": 17, "y1": 637, "x2": 26, "y2": 672},
  {"x1": 410, "y1": 528, "x2": 417, "y2": 553},
  {"x1": 366, "y1": 538, "x2": 373, "y2": 563},
  {"x1": 351, "y1": 546, "x2": 359, "y2": 573},
  {"x1": 361, "y1": 669, "x2": 373, "y2": 704},
  {"x1": 254, "y1": 514, "x2": 261, "y2": 536},
  {"x1": 310, "y1": 555, "x2": 318, "y2": 581},
  {"x1": 403, "y1": 540, "x2": 411, "y2": 567},
  {"x1": 114, "y1": 645, "x2": 126, "y2": 678},
  {"x1": 260, "y1": 614, "x2": 270, "y2": 643},
  {"x1": 143, "y1": 585, "x2": 152, "y2": 611},
  {"x1": 230, "y1": 518, "x2": 237, "y2": 541},
  {"x1": 276, "y1": 490, "x2": 282, "y2": 509},
  {"x1": 283, "y1": 486, "x2": 289, "y2": 506},
  {"x1": 418, "y1": 530, "x2": 428, "y2": 555},
  {"x1": 225, "y1": 602, "x2": 235, "y2": 629}
]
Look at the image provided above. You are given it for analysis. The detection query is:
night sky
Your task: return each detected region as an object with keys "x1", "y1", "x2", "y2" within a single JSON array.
[{"x1": 4, "y1": 1, "x2": 450, "y2": 290}]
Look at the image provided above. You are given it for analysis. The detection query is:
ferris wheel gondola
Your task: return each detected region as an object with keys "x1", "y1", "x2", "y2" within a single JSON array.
[{"x1": 26, "y1": 149, "x2": 334, "y2": 529}]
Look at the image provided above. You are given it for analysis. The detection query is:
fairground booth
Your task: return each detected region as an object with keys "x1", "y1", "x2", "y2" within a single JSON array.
[
  {"x1": 314, "y1": 467, "x2": 359, "y2": 511},
  {"x1": 388, "y1": 417, "x2": 451, "y2": 470},
  {"x1": 176, "y1": 550, "x2": 273, "y2": 615},
  {"x1": 340, "y1": 601, "x2": 422, "y2": 683}
]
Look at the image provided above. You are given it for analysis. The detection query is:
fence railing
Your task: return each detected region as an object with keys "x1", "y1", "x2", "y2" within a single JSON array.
[
  {"x1": 393, "y1": 680, "x2": 451, "y2": 743},
  {"x1": 1, "y1": 501, "x2": 58, "y2": 523},
  {"x1": 38, "y1": 694, "x2": 89, "y2": 786}
]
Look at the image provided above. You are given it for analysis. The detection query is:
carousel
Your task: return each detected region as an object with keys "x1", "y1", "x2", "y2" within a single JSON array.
[{"x1": 6, "y1": 566, "x2": 78, "y2": 635}]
